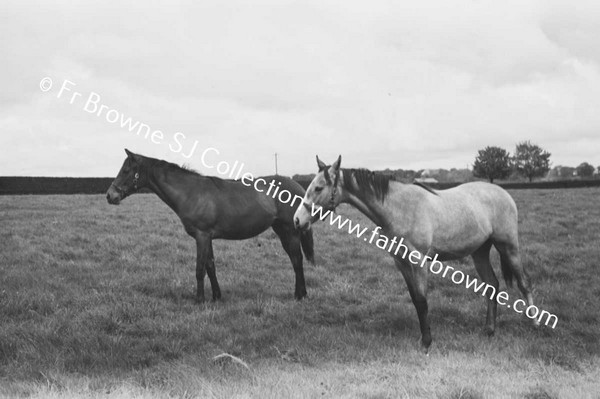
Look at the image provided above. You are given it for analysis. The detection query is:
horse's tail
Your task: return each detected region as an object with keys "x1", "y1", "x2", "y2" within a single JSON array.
[{"x1": 300, "y1": 229, "x2": 315, "y2": 264}]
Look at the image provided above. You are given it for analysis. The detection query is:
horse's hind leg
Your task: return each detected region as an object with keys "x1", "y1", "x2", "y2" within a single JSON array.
[
  {"x1": 272, "y1": 222, "x2": 307, "y2": 300},
  {"x1": 471, "y1": 240, "x2": 498, "y2": 335},
  {"x1": 206, "y1": 241, "x2": 221, "y2": 301},
  {"x1": 493, "y1": 241, "x2": 537, "y2": 326}
]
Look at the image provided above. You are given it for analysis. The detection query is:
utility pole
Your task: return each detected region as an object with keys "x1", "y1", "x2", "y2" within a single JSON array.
[{"x1": 274, "y1": 153, "x2": 278, "y2": 175}]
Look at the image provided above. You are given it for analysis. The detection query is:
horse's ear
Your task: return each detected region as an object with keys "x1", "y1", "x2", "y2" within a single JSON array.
[
  {"x1": 332, "y1": 155, "x2": 342, "y2": 172},
  {"x1": 125, "y1": 149, "x2": 142, "y2": 164},
  {"x1": 316, "y1": 155, "x2": 327, "y2": 171}
]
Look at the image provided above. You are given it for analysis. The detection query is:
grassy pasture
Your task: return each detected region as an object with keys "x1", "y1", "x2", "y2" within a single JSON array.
[{"x1": 0, "y1": 188, "x2": 599, "y2": 398}]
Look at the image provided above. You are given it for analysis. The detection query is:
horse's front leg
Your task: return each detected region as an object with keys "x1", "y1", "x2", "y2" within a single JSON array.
[
  {"x1": 395, "y1": 259, "x2": 432, "y2": 353},
  {"x1": 194, "y1": 231, "x2": 211, "y2": 303}
]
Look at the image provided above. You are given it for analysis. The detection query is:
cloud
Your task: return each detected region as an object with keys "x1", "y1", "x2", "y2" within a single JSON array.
[{"x1": 1, "y1": 0, "x2": 600, "y2": 177}]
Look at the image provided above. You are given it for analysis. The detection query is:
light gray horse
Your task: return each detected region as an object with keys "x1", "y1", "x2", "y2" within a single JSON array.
[{"x1": 294, "y1": 156, "x2": 536, "y2": 352}]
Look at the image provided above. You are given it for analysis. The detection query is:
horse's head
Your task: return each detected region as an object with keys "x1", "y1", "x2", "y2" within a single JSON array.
[
  {"x1": 294, "y1": 155, "x2": 342, "y2": 230},
  {"x1": 106, "y1": 149, "x2": 146, "y2": 205}
]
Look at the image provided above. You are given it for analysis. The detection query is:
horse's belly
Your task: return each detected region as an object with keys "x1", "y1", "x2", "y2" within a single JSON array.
[
  {"x1": 212, "y1": 216, "x2": 275, "y2": 240},
  {"x1": 430, "y1": 241, "x2": 485, "y2": 261},
  {"x1": 429, "y1": 216, "x2": 492, "y2": 260}
]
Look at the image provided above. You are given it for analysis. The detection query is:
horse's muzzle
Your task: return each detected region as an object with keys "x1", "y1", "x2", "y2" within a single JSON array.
[
  {"x1": 294, "y1": 217, "x2": 310, "y2": 231},
  {"x1": 106, "y1": 190, "x2": 121, "y2": 205}
]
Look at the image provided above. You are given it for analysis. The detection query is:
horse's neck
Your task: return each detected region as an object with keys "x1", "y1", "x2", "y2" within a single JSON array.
[
  {"x1": 146, "y1": 165, "x2": 209, "y2": 214},
  {"x1": 343, "y1": 189, "x2": 386, "y2": 229},
  {"x1": 343, "y1": 180, "x2": 409, "y2": 233},
  {"x1": 145, "y1": 166, "x2": 179, "y2": 212}
]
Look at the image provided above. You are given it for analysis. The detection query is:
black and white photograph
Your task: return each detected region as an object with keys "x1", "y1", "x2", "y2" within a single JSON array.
[{"x1": 1, "y1": 1, "x2": 599, "y2": 397}]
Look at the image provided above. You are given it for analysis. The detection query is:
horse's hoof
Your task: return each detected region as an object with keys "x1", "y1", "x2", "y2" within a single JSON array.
[
  {"x1": 294, "y1": 290, "x2": 307, "y2": 301},
  {"x1": 419, "y1": 337, "x2": 431, "y2": 355},
  {"x1": 484, "y1": 326, "x2": 495, "y2": 336}
]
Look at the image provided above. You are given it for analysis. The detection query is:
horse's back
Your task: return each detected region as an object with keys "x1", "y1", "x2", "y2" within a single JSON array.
[
  {"x1": 402, "y1": 182, "x2": 519, "y2": 256},
  {"x1": 262, "y1": 175, "x2": 306, "y2": 193},
  {"x1": 434, "y1": 182, "x2": 519, "y2": 240},
  {"x1": 217, "y1": 175, "x2": 306, "y2": 221},
  {"x1": 437, "y1": 182, "x2": 517, "y2": 217},
  {"x1": 260, "y1": 175, "x2": 307, "y2": 220}
]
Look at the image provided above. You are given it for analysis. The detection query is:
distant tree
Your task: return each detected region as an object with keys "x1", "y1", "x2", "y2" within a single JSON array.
[
  {"x1": 512, "y1": 141, "x2": 551, "y2": 182},
  {"x1": 576, "y1": 162, "x2": 595, "y2": 178},
  {"x1": 472, "y1": 146, "x2": 512, "y2": 183},
  {"x1": 399, "y1": 169, "x2": 418, "y2": 182}
]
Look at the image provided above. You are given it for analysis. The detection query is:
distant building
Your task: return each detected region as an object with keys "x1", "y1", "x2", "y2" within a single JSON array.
[
  {"x1": 547, "y1": 166, "x2": 576, "y2": 180},
  {"x1": 414, "y1": 177, "x2": 438, "y2": 184},
  {"x1": 421, "y1": 169, "x2": 442, "y2": 178}
]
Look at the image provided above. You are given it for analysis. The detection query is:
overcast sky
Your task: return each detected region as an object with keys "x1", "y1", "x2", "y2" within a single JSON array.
[{"x1": 1, "y1": 0, "x2": 599, "y2": 177}]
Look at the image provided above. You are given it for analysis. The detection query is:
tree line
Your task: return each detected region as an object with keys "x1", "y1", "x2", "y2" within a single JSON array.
[
  {"x1": 473, "y1": 141, "x2": 597, "y2": 183},
  {"x1": 293, "y1": 140, "x2": 597, "y2": 184}
]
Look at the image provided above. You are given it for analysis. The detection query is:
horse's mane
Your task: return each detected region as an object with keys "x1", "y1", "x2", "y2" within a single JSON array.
[
  {"x1": 342, "y1": 168, "x2": 391, "y2": 202},
  {"x1": 413, "y1": 181, "x2": 439, "y2": 196},
  {"x1": 180, "y1": 163, "x2": 200, "y2": 174},
  {"x1": 151, "y1": 159, "x2": 225, "y2": 188}
]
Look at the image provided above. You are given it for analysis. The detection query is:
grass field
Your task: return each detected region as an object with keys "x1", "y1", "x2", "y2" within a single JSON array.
[{"x1": 1, "y1": 188, "x2": 599, "y2": 398}]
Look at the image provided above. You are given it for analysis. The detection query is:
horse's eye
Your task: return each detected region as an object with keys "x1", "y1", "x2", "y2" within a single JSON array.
[{"x1": 315, "y1": 186, "x2": 323, "y2": 193}]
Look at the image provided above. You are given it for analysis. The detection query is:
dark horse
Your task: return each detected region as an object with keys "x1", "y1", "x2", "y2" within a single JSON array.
[{"x1": 106, "y1": 149, "x2": 314, "y2": 302}]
